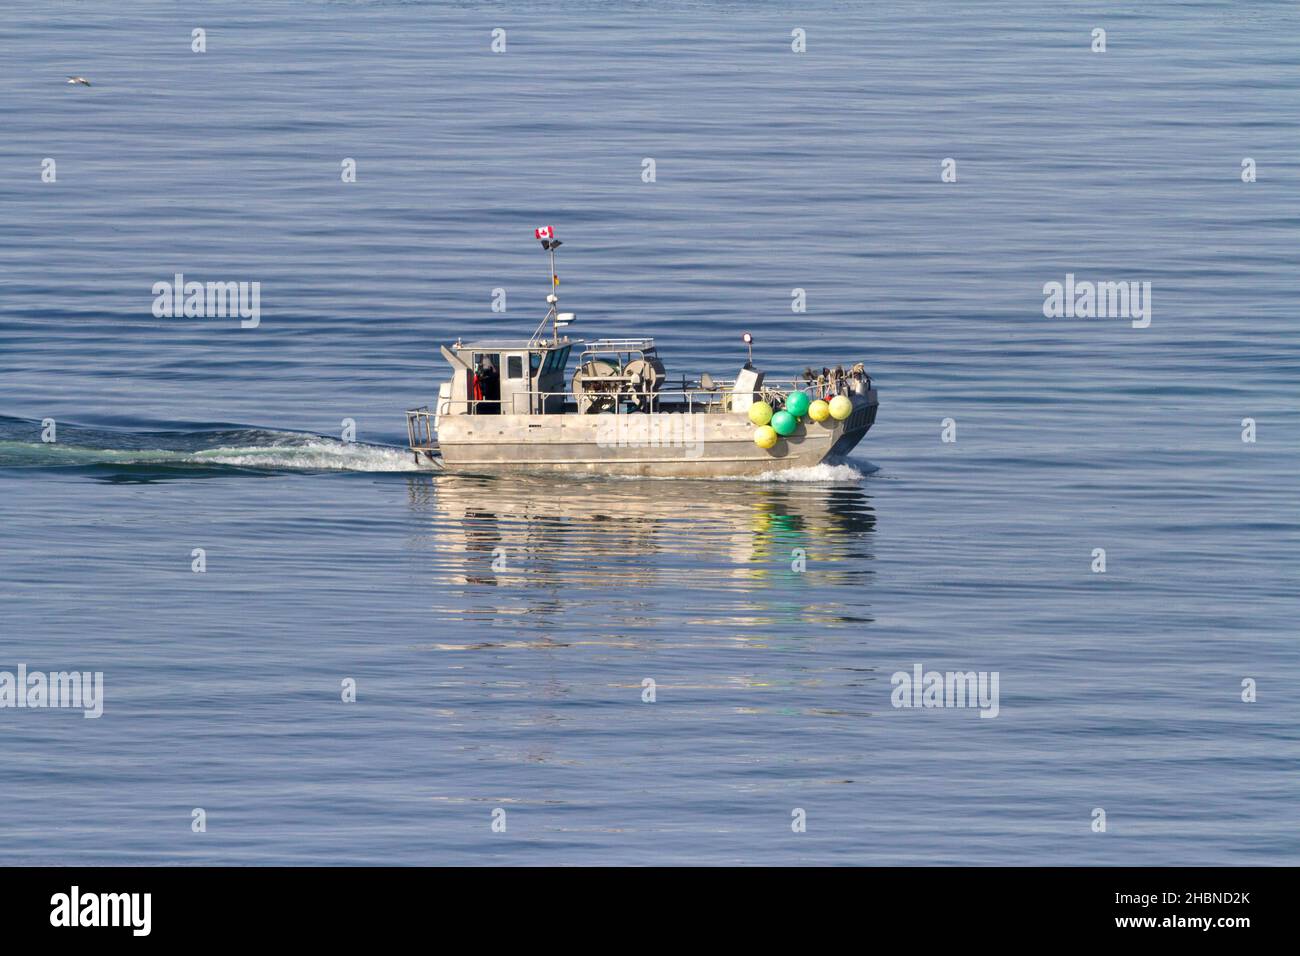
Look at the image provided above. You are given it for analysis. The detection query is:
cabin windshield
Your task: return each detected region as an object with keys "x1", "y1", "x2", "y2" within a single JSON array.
[{"x1": 543, "y1": 346, "x2": 571, "y2": 373}]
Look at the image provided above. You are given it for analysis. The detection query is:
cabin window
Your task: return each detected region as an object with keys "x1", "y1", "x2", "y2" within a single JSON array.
[{"x1": 507, "y1": 355, "x2": 524, "y2": 379}]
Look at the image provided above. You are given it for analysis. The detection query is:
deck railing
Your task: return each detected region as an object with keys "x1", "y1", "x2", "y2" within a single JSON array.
[
  {"x1": 408, "y1": 375, "x2": 869, "y2": 429},
  {"x1": 406, "y1": 406, "x2": 436, "y2": 448}
]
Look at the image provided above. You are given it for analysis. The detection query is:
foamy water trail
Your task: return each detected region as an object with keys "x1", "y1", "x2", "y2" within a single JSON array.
[
  {"x1": 191, "y1": 442, "x2": 419, "y2": 471},
  {"x1": 0, "y1": 436, "x2": 419, "y2": 473}
]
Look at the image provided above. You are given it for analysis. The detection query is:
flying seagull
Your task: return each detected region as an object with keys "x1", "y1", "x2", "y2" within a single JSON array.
[{"x1": 66, "y1": 76, "x2": 91, "y2": 86}]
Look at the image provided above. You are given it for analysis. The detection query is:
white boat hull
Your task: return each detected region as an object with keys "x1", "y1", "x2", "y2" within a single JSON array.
[{"x1": 420, "y1": 391, "x2": 877, "y2": 478}]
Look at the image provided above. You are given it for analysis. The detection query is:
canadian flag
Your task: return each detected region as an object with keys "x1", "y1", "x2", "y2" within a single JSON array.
[{"x1": 534, "y1": 225, "x2": 554, "y2": 240}]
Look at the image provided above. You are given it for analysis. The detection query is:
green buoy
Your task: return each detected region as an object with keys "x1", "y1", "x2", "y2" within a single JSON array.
[{"x1": 771, "y1": 410, "x2": 798, "y2": 436}]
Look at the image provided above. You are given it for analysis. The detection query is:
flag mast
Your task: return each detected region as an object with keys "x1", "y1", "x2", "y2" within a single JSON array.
[
  {"x1": 548, "y1": 238, "x2": 560, "y2": 344},
  {"x1": 529, "y1": 225, "x2": 562, "y2": 346}
]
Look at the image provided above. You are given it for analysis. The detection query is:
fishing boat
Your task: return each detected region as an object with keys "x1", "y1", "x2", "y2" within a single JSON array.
[{"x1": 405, "y1": 228, "x2": 878, "y2": 478}]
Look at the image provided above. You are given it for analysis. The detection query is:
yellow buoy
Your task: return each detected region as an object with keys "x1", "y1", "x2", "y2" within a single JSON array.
[
  {"x1": 829, "y1": 395, "x2": 853, "y2": 421},
  {"x1": 753, "y1": 424, "x2": 778, "y2": 449},
  {"x1": 808, "y1": 399, "x2": 830, "y2": 422},
  {"x1": 747, "y1": 401, "x2": 773, "y2": 426}
]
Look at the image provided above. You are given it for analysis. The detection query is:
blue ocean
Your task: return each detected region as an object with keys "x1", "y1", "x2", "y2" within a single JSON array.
[{"x1": 1, "y1": 0, "x2": 1297, "y2": 864}]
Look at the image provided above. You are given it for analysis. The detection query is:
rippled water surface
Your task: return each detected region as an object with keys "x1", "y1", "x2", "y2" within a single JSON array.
[{"x1": 1, "y1": 0, "x2": 1297, "y2": 865}]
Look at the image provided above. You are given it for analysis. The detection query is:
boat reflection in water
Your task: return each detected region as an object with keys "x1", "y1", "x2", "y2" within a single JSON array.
[{"x1": 403, "y1": 470, "x2": 877, "y2": 646}]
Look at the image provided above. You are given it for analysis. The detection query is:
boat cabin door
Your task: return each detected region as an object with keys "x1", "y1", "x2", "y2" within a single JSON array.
[
  {"x1": 497, "y1": 351, "x2": 533, "y2": 415},
  {"x1": 470, "y1": 352, "x2": 501, "y2": 414}
]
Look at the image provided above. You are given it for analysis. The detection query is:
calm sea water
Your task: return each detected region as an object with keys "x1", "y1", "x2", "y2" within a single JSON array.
[{"x1": 1, "y1": 0, "x2": 1297, "y2": 865}]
